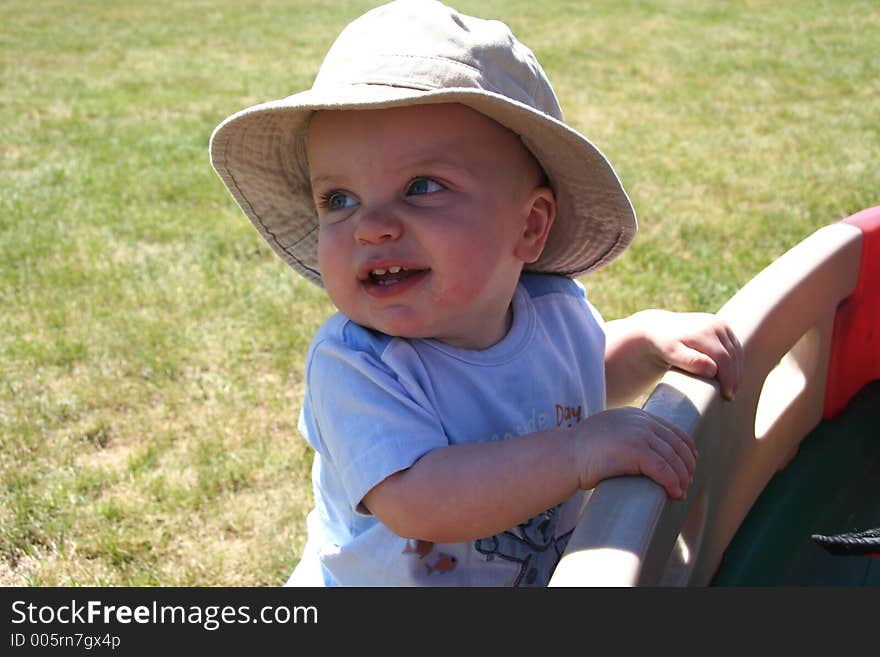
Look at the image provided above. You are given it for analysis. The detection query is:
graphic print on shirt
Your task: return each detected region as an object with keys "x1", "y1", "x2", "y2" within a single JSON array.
[
  {"x1": 402, "y1": 539, "x2": 458, "y2": 576},
  {"x1": 400, "y1": 399, "x2": 586, "y2": 584},
  {"x1": 402, "y1": 539, "x2": 434, "y2": 559},
  {"x1": 425, "y1": 553, "x2": 458, "y2": 575},
  {"x1": 474, "y1": 504, "x2": 573, "y2": 586},
  {"x1": 556, "y1": 403, "x2": 582, "y2": 428},
  {"x1": 473, "y1": 398, "x2": 585, "y2": 585}
]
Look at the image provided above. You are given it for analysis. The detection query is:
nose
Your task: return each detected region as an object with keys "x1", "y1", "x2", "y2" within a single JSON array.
[{"x1": 354, "y1": 207, "x2": 403, "y2": 245}]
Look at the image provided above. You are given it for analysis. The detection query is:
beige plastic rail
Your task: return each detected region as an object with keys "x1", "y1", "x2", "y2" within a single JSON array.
[{"x1": 549, "y1": 221, "x2": 864, "y2": 586}]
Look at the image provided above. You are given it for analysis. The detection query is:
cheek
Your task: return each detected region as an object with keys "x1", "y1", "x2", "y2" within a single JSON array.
[
  {"x1": 317, "y1": 226, "x2": 346, "y2": 277},
  {"x1": 440, "y1": 217, "x2": 517, "y2": 273},
  {"x1": 316, "y1": 229, "x2": 355, "y2": 307},
  {"x1": 435, "y1": 246, "x2": 504, "y2": 302}
]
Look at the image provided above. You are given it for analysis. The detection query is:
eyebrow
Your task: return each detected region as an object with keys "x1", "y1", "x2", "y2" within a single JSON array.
[
  {"x1": 406, "y1": 156, "x2": 475, "y2": 177},
  {"x1": 310, "y1": 157, "x2": 475, "y2": 189},
  {"x1": 309, "y1": 173, "x2": 343, "y2": 189}
]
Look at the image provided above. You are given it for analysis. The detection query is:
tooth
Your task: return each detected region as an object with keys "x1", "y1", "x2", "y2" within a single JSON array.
[
  {"x1": 388, "y1": 266, "x2": 401, "y2": 274},
  {"x1": 372, "y1": 268, "x2": 386, "y2": 276}
]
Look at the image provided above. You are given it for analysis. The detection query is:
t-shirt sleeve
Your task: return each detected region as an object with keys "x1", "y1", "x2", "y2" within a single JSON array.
[
  {"x1": 301, "y1": 336, "x2": 448, "y2": 515},
  {"x1": 570, "y1": 277, "x2": 606, "y2": 329}
]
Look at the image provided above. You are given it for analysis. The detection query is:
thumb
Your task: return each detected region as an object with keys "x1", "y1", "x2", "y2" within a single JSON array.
[{"x1": 667, "y1": 345, "x2": 718, "y2": 378}]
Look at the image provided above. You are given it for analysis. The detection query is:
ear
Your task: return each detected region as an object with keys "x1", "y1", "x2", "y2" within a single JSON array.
[{"x1": 513, "y1": 186, "x2": 556, "y2": 264}]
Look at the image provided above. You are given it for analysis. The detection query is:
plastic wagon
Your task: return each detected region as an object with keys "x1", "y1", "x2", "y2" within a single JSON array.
[{"x1": 549, "y1": 205, "x2": 880, "y2": 587}]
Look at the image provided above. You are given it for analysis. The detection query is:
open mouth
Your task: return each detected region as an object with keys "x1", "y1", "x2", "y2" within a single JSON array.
[{"x1": 367, "y1": 265, "x2": 428, "y2": 287}]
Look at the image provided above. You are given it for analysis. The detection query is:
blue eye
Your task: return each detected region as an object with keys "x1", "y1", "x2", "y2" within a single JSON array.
[
  {"x1": 406, "y1": 178, "x2": 443, "y2": 196},
  {"x1": 322, "y1": 191, "x2": 357, "y2": 211}
]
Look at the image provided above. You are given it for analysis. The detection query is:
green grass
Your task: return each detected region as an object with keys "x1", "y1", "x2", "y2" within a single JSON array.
[{"x1": 1, "y1": 0, "x2": 878, "y2": 585}]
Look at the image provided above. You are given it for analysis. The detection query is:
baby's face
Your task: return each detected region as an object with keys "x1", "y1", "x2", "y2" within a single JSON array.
[{"x1": 307, "y1": 103, "x2": 554, "y2": 349}]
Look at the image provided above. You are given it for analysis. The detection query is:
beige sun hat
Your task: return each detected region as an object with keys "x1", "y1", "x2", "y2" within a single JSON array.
[{"x1": 210, "y1": 0, "x2": 637, "y2": 287}]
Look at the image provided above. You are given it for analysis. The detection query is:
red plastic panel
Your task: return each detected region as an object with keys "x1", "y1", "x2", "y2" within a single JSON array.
[{"x1": 823, "y1": 206, "x2": 880, "y2": 419}]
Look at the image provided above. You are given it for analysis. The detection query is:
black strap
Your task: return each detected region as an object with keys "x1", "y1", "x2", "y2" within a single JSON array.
[{"x1": 811, "y1": 526, "x2": 880, "y2": 556}]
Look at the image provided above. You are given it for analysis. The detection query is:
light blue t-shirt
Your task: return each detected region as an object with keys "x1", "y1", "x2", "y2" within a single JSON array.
[{"x1": 288, "y1": 273, "x2": 606, "y2": 586}]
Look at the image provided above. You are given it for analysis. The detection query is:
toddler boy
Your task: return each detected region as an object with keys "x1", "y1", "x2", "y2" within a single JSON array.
[{"x1": 210, "y1": 0, "x2": 742, "y2": 586}]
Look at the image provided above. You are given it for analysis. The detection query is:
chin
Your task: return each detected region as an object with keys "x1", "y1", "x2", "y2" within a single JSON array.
[
  {"x1": 351, "y1": 313, "x2": 430, "y2": 340},
  {"x1": 374, "y1": 322, "x2": 432, "y2": 340}
]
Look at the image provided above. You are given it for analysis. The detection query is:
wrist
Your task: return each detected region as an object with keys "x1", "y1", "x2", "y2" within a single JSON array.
[
  {"x1": 627, "y1": 310, "x2": 672, "y2": 369},
  {"x1": 605, "y1": 312, "x2": 672, "y2": 407}
]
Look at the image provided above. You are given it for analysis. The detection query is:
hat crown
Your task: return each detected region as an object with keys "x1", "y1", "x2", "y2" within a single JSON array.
[
  {"x1": 313, "y1": 0, "x2": 563, "y2": 120},
  {"x1": 210, "y1": 0, "x2": 637, "y2": 287}
]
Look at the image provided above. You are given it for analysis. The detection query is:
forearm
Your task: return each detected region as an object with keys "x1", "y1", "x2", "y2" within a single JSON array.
[
  {"x1": 362, "y1": 428, "x2": 580, "y2": 543},
  {"x1": 604, "y1": 312, "x2": 669, "y2": 407}
]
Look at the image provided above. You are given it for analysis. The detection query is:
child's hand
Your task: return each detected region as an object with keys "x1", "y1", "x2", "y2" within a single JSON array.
[
  {"x1": 637, "y1": 310, "x2": 743, "y2": 401},
  {"x1": 574, "y1": 407, "x2": 698, "y2": 499},
  {"x1": 605, "y1": 310, "x2": 743, "y2": 406}
]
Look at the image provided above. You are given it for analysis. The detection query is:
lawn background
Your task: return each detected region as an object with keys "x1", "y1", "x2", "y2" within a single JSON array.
[{"x1": 1, "y1": 0, "x2": 877, "y2": 585}]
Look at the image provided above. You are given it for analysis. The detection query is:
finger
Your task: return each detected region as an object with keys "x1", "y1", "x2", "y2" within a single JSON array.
[
  {"x1": 709, "y1": 330, "x2": 736, "y2": 400},
  {"x1": 726, "y1": 324, "x2": 744, "y2": 392},
  {"x1": 650, "y1": 424, "x2": 697, "y2": 487},
  {"x1": 718, "y1": 322, "x2": 743, "y2": 400},
  {"x1": 656, "y1": 422, "x2": 697, "y2": 477},
  {"x1": 668, "y1": 343, "x2": 718, "y2": 379},
  {"x1": 715, "y1": 329, "x2": 740, "y2": 400},
  {"x1": 646, "y1": 433, "x2": 691, "y2": 493},
  {"x1": 681, "y1": 323, "x2": 741, "y2": 400},
  {"x1": 643, "y1": 411, "x2": 698, "y2": 459},
  {"x1": 636, "y1": 445, "x2": 685, "y2": 499}
]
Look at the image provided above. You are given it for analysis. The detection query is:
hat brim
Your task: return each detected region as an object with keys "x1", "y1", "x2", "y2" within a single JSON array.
[{"x1": 210, "y1": 84, "x2": 637, "y2": 287}]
